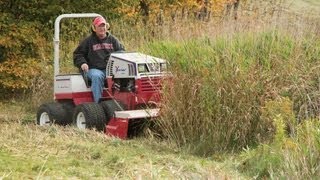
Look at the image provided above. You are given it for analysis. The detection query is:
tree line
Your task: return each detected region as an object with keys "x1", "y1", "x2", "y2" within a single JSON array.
[{"x1": 0, "y1": 0, "x2": 240, "y2": 94}]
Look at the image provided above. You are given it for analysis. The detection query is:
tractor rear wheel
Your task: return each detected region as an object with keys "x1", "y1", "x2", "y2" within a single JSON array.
[
  {"x1": 100, "y1": 100, "x2": 124, "y2": 124},
  {"x1": 37, "y1": 102, "x2": 69, "y2": 126},
  {"x1": 73, "y1": 103, "x2": 106, "y2": 131}
]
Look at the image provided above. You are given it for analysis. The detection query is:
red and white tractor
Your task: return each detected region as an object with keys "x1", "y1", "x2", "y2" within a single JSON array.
[{"x1": 36, "y1": 13, "x2": 167, "y2": 139}]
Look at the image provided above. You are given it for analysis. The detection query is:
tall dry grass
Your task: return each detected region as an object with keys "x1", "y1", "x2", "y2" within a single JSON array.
[
  {"x1": 27, "y1": 0, "x2": 320, "y2": 157},
  {"x1": 126, "y1": 3, "x2": 320, "y2": 156}
]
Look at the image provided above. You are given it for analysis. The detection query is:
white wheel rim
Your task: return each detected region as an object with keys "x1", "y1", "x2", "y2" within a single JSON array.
[
  {"x1": 76, "y1": 112, "x2": 86, "y2": 129},
  {"x1": 39, "y1": 112, "x2": 51, "y2": 126}
]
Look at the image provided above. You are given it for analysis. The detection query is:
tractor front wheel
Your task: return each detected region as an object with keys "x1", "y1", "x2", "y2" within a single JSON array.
[
  {"x1": 100, "y1": 100, "x2": 124, "y2": 124},
  {"x1": 73, "y1": 103, "x2": 106, "y2": 131}
]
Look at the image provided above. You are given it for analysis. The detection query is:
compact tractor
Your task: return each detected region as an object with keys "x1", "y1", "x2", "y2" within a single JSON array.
[{"x1": 36, "y1": 13, "x2": 167, "y2": 139}]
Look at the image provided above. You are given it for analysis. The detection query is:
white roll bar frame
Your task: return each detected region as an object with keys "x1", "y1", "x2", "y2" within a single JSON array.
[{"x1": 53, "y1": 13, "x2": 102, "y2": 76}]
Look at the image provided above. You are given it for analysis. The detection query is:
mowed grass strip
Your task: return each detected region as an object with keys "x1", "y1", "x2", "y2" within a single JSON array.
[{"x1": 0, "y1": 105, "x2": 243, "y2": 179}]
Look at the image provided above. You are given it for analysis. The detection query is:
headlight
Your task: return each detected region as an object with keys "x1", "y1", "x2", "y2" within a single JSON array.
[
  {"x1": 138, "y1": 64, "x2": 147, "y2": 73},
  {"x1": 160, "y1": 63, "x2": 167, "y2": 72}
]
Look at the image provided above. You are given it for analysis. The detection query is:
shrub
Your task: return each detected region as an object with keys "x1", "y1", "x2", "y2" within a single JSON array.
[{"x1": 239, "y1": 118, "x2": 320, "y2": 179}]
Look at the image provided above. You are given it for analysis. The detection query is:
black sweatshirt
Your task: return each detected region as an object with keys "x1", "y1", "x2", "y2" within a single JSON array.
[{"x1": 73, "y1": 32, "x2": 125, "y2": 70}]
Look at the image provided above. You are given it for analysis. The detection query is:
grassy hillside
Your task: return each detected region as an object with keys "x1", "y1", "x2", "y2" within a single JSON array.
[{"x1": 0, "y1": 102, "x2": 243, "y2": 179}]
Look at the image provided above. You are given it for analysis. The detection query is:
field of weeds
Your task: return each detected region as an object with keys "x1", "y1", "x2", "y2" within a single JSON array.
[{"x1": 1, "y1": 0, "x2": 320, "y2": 179}]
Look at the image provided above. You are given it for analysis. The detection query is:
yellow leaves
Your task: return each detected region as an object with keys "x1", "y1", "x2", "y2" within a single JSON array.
[
  {"x1": 0, "y1": 19, "x2": 49, "y2": 91},
  {"x1": 178, "y1": 0, "x2": 198, "y2": 7},
  {"x1": 117, "y1": 5, "x2": 136, "y2": 18},
  {"x1": 0, "y1": 37, "x2": 11, "y2": 48},
  {"x1": 259, "y1": 97, "x2": 297, "y2": 143},
  {"x1": 283, "y1": 138, "x2": 297, "y2": 151},
  {"x1": 0, "y1": 58, "x2": 43, "y2": 90},
  {"x1": 116, "y1": 0, "x2": 235, "y2": 23}
]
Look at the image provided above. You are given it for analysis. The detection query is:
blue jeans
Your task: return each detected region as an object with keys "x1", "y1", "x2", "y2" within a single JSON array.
[{"x1": 87, "y1": 69, "x2": 106, "y2": 103}]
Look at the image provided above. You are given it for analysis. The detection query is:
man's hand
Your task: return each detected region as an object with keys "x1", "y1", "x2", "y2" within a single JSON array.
[{"x1": 81, "y1": 63, "x2": 89, "y2": 72}]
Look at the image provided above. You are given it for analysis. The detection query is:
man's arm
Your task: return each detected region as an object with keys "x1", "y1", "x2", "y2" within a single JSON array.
[{"x1": 73, "y1": 38, "x2": 89, "y2": 68}]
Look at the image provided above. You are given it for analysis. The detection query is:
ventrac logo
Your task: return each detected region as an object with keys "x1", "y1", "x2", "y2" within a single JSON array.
[{"x1": 115, "y1": 66, "x2": 126, "y2": 73}]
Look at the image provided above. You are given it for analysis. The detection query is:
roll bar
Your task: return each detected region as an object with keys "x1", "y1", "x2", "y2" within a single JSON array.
[{"x1": 53, "y1": 13, "x2": 102, "y2": 76}]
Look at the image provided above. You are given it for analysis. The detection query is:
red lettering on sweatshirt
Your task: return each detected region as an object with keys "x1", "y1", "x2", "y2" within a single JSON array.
[{"x1": 93, "y1": 43, "x2": 114, "y2": 51}]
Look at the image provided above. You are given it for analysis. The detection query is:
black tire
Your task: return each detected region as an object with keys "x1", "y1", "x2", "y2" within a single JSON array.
[
  {"x1": 59, "y1": 101, "x2": 75, "y2": 125},
  {"x1": 36, "y1": 102, "x2": 69, "y2": 126},
  {"x1": 73, "y1": 103, "x2": 106, "y2": 131},
  {"x1": 100, "y1": 100, "x2": 124, "y2": 124}
]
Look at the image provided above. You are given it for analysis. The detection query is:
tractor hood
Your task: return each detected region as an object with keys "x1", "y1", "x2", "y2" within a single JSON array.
[{"x1": 107, "y1": 52, "x2": 167, "y2": 78}]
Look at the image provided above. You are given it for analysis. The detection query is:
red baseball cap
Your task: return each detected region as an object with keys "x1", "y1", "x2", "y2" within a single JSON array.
[{"x1": 93, "y1": 16, "x2": 106, "y2": 26}]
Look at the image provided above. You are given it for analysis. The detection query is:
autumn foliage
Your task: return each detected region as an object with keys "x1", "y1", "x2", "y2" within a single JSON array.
[
  {"x1": 0, "y1": 19, "x2": 47, "y2": 90},
  {"x1": 0, "y1": 0, "x2": 238, "y2": 94}
]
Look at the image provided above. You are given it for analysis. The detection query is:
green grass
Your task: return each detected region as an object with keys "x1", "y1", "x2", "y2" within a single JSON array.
[
  {"x1": 0, "y1": 126, "x2": 240, "y2": 179},
  {"x1": 0, "y1": 102, "x2": 244, "y2": 179}
]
